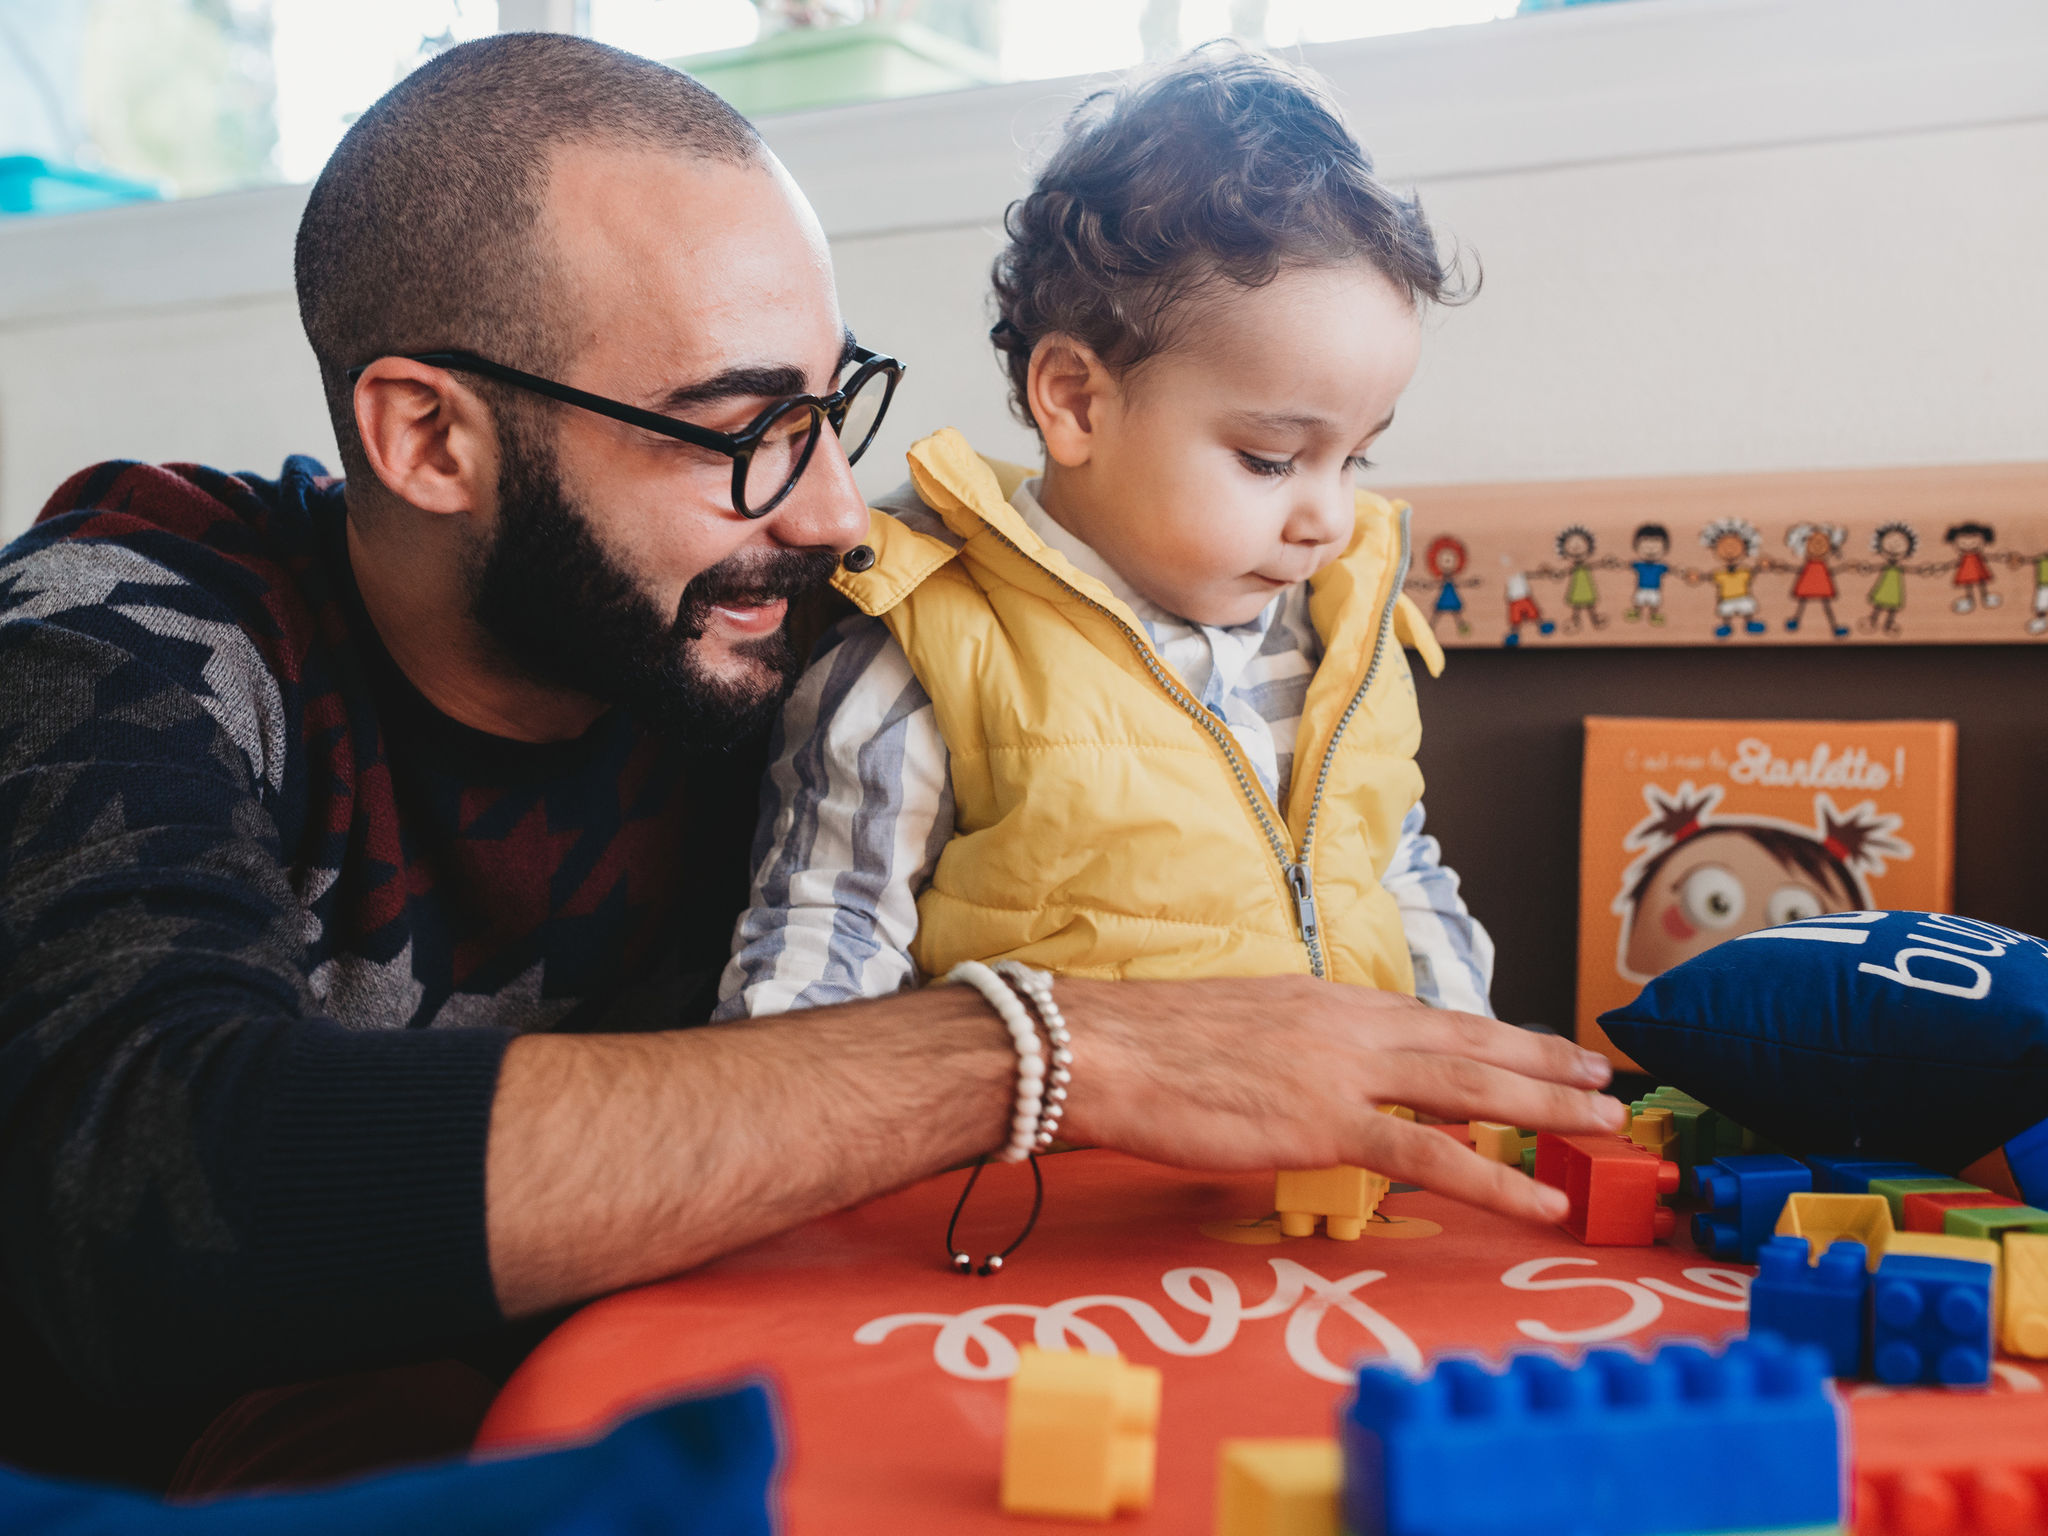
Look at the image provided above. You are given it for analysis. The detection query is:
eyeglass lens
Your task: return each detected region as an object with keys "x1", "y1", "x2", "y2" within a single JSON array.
[
  {"x1": 833, "y1": 366, "x2": 892, "y2": 465},
  {"x1": 740, "y1": 365, "x2": 894, "y2": 516}
]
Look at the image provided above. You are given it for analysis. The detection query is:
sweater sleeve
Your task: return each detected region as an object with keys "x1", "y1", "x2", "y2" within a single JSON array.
[{"x1": 0, "y1": 555, "x2": 509, "y2": 1404}]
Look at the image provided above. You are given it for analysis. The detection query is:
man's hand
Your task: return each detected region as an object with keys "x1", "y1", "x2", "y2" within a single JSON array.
[
  {"x1": 1058, "y1": 976, "x2": 1624, "y2": 1227},
  {"x1": 487, "y1": 975, "x2": 1622, "y2": 1317}
]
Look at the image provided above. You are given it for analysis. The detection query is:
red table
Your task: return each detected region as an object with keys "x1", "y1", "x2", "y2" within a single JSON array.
[{"x1": 477, "y1": 1149, "x2": 2048, "y2": 1533}]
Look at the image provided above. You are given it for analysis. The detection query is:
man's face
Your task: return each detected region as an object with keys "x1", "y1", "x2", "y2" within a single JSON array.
[{"x1": 468, "y1": 145, "x2": 869, "y2": 745}]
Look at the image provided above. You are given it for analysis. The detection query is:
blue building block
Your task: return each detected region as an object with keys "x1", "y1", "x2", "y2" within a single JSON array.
[
  {"x1": 1749, "y1": 1235, "x2": 1869, "y2": 1378},
  {"x1": 1802, "y1": 1157, "x2": 1939, "y2": 1194},
  {"x1": 1339, "y1": 1335, "x2": 1843, "y2": 1536},
  {"x1": 1868, "y1": 1252, "x2": 1993, "y2": 1386},
  {"x1": 1693, "y1": 1155, "x2": 1813, "y2": 1262}
]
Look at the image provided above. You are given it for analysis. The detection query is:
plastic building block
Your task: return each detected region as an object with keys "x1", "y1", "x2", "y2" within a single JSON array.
[
  {"x1": 1520, "y1": 1144, "x2": 1537, "y2": 1177},
  {"x1": 1801, "y1": 1158, "x2": 1936, "y2": 1195},
  {"x1": 1865, "y1": 1177, "x2": 1981, "y2": 1224},
  {"x1": 1749, "y1": 1235, "x2": 1869, "y2": 1378},
  {"x1": 1899, "y1": 1188, "x2": 2021, "y2": 1233},
  {"x1": 1694, "y1": 1155, "x2": 1813, "y2": 1262},
  {"x1": 1214, "y1": 1439, "x2": 1339, "y2": 1536},
  {"x1": 1867, "y1": 1253, "x2": 1993, "y2": 1386},
  {"x1": 1943, "y1": 1203, "x2": 2048, "y2": 1242},
  {"x1": 1629, "y1": 1107, "x2": 1676, "y2": 1160},
  {"x1": 1275, "y1": 1165, "x2": 1390, "y2": 1241},
  {"x1": 1470, "y1": 1120, "x2": 1530, "y2": 1166},
  {"x1": 1000, "y1": 1345, "x2": 1160, "y2": 1520},
  {"x1": 1629, "y1": 1086, "x2": 1742, "y2": 1195},
  {"x1": 1775, "y1": 1193, "x2": 1893, "y2": 1267},
  {"x1": 2000, "y1": 1230, "x2": 2048, "y2": 1358},
  {"x1": 1275, "y1": 1107, "x2": 1409, "y2": 1239},
  {"x1": 1340, "y1": 1334, "x2": 1843, "y2": 1536},
  {"x1": 1883, "y1": 1232, "x2": 2001, "y2": 1325},
  {"x1": 1533, "y1": 1132, "x2": 1679, "y2": 1245},
  {"x1": 1850, "y1": 1386, "x2": 2048, "y2": 1535}
]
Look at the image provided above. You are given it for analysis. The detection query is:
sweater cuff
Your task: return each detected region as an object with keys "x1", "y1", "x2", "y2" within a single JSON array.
[{"x1": 250, "y1": 1020, "x2": 511, "y2": 1380}]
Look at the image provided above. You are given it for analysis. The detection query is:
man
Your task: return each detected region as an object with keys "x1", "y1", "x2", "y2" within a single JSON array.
[{"x1": 0, "y1": 34, "x2": 1621, "y2": 1487}]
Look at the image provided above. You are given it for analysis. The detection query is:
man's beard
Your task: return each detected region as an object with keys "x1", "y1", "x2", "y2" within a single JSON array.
[{"x1": 468, "y1": 428, "x2": 839, "y2": 750}]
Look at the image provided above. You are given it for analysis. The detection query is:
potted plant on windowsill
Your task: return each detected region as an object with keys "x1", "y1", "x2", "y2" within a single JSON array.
[{"x1": 676, "y1": 0, "x2": 1000, "y2": 119}]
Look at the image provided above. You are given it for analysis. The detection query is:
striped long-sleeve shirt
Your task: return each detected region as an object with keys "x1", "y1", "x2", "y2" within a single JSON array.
[{"x1": 716, "y1": 479, "x2": 1495, "y2": 1021}]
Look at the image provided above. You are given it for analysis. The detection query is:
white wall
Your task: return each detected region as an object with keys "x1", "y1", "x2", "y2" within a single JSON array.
[{"x1": 2, "y1": 0, "x2": 2044, "y2": 538}]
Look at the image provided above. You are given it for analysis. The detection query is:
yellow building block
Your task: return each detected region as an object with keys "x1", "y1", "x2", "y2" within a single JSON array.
[
  {"x1": 1001, "y1": 1346, "x2": 1161, "y2": 1520},
  {"x1": 1215, "y1": 1438, "x2": 1340, "y2": 1536},
  {"x1": 2001, "y1": 1231, "x2": 2048, "y2": 1358},
  {"x1": 1472, "y1": 1121, "x2": 1533, "y2": 1166},
  {"x1": 1884, "y1": 1231, "x2": 2002, "y2": 1319},
  {"x1": 1630, "y1": 1108, "x2": 1677, "y2": 1160},
  {"x1": 1274, "y1": 1106, "x2": 1410, "y2": 1240},
  {"x1": 1775, "y1": 1193, "x2": 1894, "y2": 1268}
]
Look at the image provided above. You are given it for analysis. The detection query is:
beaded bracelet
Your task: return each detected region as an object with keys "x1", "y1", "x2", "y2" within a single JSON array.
[
  {"x1": 946, "y1": 960, "x2": 1046, "y2": 1163},
  {"x1": 993, "y1": 962, "x2": 1072, "y2": 1151}
]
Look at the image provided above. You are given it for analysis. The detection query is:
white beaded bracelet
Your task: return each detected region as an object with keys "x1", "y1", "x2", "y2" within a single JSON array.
[
  {"x1": 993, "y1": 962, "x2": 1072, "y2": 1151},
  {"x1": 947, "y1": 960, "x2": 1046, "y2": 1163}
]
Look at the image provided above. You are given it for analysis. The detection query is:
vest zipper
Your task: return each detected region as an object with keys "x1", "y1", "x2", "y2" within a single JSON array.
[{"x1": 972, "y1": 506, "x2": 1411, "y2": 980}]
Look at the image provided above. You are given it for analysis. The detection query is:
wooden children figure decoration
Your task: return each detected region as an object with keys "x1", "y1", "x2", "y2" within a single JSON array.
[
  {"x1": 1691, "y1": 518, "x2": 1768, "y2": 639},
  {"x1": 1783, "y1": 522, "x2": 1850, "y2": 638},
  {"x1": 1553, "y1": 525, "x2": 1607, "y2": 632},
  {"x1": 1945, "y1": 521, "x2": 2000, "y2": 613},
  {"x1": 1624, "y1": 522, "x2": 1672, "y2": 626},
  {"x1": 1419, "y1": 534, "x2": 1475, "y2": 637},
  {"x1": 1861, "y1": 521, "x2": 1916, "y2": 636}
]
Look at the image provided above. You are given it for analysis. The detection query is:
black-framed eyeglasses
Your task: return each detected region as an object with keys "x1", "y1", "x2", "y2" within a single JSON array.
[{"x1": 346, "y1": 345, "x2": 903, "y2": 518}]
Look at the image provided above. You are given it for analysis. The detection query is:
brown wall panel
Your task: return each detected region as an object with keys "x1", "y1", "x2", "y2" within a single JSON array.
[{"x1": 1412, "y1": 644, "x2": 2048, "y2": 1036}]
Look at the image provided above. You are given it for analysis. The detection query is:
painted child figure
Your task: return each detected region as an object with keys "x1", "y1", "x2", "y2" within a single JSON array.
[{"x1": 718, "y1": 48, "x2": 1495, "y2": 1028}]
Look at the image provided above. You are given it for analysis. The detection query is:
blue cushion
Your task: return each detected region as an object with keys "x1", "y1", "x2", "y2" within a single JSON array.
[
  {"x1": 0, "y1": 1381, "x2": 778, "y2": 1536},
  {"x1": 1598, "y1": 909, "x2": 2048, "y2": 1176}
]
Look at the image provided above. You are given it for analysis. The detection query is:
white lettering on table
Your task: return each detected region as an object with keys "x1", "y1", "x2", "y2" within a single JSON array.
[
  {"x1": 854, "y1": 1258, "x2": 1421, "y2": 1384},
  {"x1": 1728, "y1": 737, "x2": 1891, "y2": 791}
]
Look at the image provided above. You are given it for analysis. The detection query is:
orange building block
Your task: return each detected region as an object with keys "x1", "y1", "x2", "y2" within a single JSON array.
[
  {"x1": 1850, "y1": 1389, "x2": 2048, "y2": 1535},
  {"x1": 1901, "y1": 1188, "x2": 2022, "y2": 1233},
  {"x1": 1001, "y1": 1346, "x2": 1161, "y2": 1521},
  {"x1": 1533, "y1": 1132, "x2": 1679, "y2": 1245},
  {"x1": 2002, "y1": 1231, "x2": 2048, "y2": 1359},
  {"x1": 1776, "y1": 1192, "x2": 1895, "y2": 1267},
  {"x1": 1214, "y1": 1438, "x2": 1340, "y2": 1536}
]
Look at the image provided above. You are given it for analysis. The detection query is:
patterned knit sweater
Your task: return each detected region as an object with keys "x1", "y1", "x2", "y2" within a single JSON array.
[{"x1": 0, "y1": 458, "x2": 758, "y2": 1403}]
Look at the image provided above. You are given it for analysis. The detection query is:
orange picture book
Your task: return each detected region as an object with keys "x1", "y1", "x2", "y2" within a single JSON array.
[{"x1": 1576, "y1": 716, "x2": 1956, "y2": 1070}]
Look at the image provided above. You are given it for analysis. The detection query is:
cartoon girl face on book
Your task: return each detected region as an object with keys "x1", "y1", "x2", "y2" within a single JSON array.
[{"x1": 1615, "y1": 783, "x2": 1909, "y2": 980}]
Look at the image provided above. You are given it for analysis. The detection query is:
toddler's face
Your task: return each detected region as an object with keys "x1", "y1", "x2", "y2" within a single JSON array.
[{"x1": 1060, "y1": 263, "x2": 1420, "y2": 628}]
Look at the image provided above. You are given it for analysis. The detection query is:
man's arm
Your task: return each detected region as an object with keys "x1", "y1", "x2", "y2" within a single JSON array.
[{"x1": 486, "y1": 975, "x2": 1623, "y2": 1316}]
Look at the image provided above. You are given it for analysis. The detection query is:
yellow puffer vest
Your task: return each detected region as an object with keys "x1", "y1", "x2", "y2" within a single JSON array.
[{"x1": 832, "y1": 428, "x2": 1445, "y2": 989}]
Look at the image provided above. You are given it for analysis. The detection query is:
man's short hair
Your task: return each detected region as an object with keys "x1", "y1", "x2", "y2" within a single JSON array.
[{"x1": 295, "y1": 32, "x2": 760, "y2": 484}]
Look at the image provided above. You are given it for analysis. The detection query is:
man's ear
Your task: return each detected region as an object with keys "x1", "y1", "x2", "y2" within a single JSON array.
[
  {"x1": 351, "y1": 358, "x2": 499, "y2": 516},
  {"x1": 1026, "y1": 335, "x2": 1115, "y2": 470}
]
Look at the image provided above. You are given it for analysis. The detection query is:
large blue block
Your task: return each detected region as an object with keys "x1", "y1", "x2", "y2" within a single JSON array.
[
  {"x1": 1869, "y1": 1252, "x2": 1993, "y2": 1386},
  {"x1": 1749, "y1": 1235, "x2": 1869, "y2": 1378},
  {"x1": 1340, "y1": 1335, "x2": 1843, "y2": 1536},
  {"x1": 1802, "y1": 1157, "x2": 1939, "y2": 1194},
  {"x1": 1693, "y1": 1154, "x2": 1812, "y2": 1262}
]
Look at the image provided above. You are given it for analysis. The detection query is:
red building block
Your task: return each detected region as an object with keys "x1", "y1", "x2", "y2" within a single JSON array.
[
  {"x1": 1900, "y1": 1188, "x2": 2023, "y2": 1233},
  {"x1": 1850, "y1": 1389, "x2": 2048, "y2": 1535},
  {"x1": 1533, "y1": 1132, "x2": 1680, "y2": 1245}
]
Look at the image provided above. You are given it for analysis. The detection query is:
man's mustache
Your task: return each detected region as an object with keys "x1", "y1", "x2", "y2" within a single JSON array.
[{"x1": 675, "y1": 548, "x2": 841, "y2": 635}]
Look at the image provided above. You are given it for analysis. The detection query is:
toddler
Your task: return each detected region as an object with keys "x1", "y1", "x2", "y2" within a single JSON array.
[{"x1": 718, "y1": 46, "x2": 1492, "y2": 1021}]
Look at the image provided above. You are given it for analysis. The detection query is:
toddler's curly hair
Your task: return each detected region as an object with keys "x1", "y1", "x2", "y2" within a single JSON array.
[{"x1": 989, "y1": 42, "x2": 1471, "y2": 430}]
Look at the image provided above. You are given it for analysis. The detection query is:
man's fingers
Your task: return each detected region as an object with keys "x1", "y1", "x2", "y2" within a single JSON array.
[
  {"x1": 1351, "y1": 1115, "x2": 1570, "y2": 1225},
  {"x1": 1363, "y1": 1049, "x2": 1629, "y2": 1137},
  {"x1": 1336, "y1": 995, "x2": 1613, "y2": 1090}
]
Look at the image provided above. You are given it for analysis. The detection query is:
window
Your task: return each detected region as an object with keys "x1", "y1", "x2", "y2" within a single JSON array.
[{"x1": 0, "y1": 0, "x2": 1633, "y2": 215}]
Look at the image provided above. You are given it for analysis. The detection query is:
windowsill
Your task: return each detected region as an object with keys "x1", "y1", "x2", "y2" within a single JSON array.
[{"x1": 2, "y1": 0, "x2": 2043, "y2": 328}]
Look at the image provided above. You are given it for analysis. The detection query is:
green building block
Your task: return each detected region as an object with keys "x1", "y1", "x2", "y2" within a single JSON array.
[
  {"x1": 1867, "y1": 1176, "x2": 1981, "y2": 1223},
  {"x1": 1945, "y1": 1204, "x2": 2048, "y2": 1241},
  {"x1": 1629, "y1": 1086, "x2": 1752, "y2": 1195},
  {"x1": 1520, "y1": 1144, "x2": 1538, "y2": 1177}
]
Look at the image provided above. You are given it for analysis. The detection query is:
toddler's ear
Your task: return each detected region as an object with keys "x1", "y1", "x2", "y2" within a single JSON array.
[{"x1": 1026, "y1": 335, "x2": 1113, "y2": 467}]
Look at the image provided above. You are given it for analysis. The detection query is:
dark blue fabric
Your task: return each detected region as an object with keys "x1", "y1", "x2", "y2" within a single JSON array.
[
  {"x1": 0, "y1": 1382, "x2": 778, "y2": 1535},
  {"x1": 1599, "y1": 909, "x2": 2048, "y2": 1173}
]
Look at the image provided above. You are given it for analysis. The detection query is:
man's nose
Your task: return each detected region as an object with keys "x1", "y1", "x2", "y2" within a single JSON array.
[{"x1": 766, "y1": 427, "x2": 871, "y2": 555}]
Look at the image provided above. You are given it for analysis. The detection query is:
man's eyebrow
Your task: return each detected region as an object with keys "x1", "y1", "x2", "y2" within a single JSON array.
[{"x1": 650, "y1": 334, "x2": 858, "y2": 416}]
